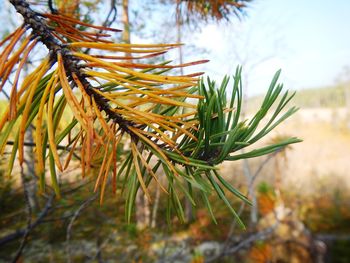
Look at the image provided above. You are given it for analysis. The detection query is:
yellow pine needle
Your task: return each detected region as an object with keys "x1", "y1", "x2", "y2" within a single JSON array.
[
  {"x1": 87, "y1": 70, "x2": 199, "y2": 102},
  {"x1": 55, "y1": 28, "x2": 87, "y2": 42},
  {"x1": 91, "y1": 134, "x2": 104, "y2": 158},
  {"x1": 106, "y1": 85, "x2": 202, "y2": 100},
  {"x1": 168, "y1": 84, "x2": 196, "y2": 91},
  {"x1": 54, "y1": 23, "x2": 112, "y2": 43},
  {"x1": 156, "y1": 117, "x2": 198, "y2": 141},
  {"x1": 63, "y1": 131, "x2": 82, "y2": 170},
  {"x1": 88, "y1": 59, "x2": 208, "y2": 70},
  {"x1": 91, "y1": 97, "x2": 114, "y2": 139},
  {"x1": 35, "y1": 69, "x2": 58, "y2": 175},
  {"x1": 91, "y1": 146, "x2": 103, "y2": 164},
  {"x1": 113, "y1": 105, "x2": 196, "y2": 142},
  {"x1": 72, "y1": 73, "x2": 92, "y2": 107},
  {"x1": 129, "y1": 127, "x2": 178, "y2": 176},
  {"x1": 9, "y1": 40, "x2": 38, "y2": 120},
  {"x1": 17, "y1": 66, "x2": 42, "y2": 97},
  {"x1": 0, "y1": 35, "x2": 31, "y2": 77},
  {"x1": 112, "y1": 132, "x2": 121, "y2": 194},
  {"x1": 85, "y1": 121, "x2": 93, "y2": 174},
  {"x1": 0, "y1": 69, "x2": 47, "y2": 135},
  {"x1": 166, "y1": 111, "x2": 197, "y2": 119},
  {"x1": 74, "y1": 52, "x2": 197, "y2": 84},
  {"x1": 82, "y1": 45, "x2": 171, "y2": 54},
  {"x1": 99, "y1": 147, "x2": 114, "y2": 204},
  {"x1": 94, "y1": 93, "x2": 177, "y2": 143},
  {"x1": 132, "y1": 142, "x2": 168, "y2": 195},
  {"x1": 86, "y1": 70, "x2": 166, "y2": 88},
  {"x1": 81, "y1": 135, "x2": 86, "y2": 178},
  {"x1": 137, "y1": 129, "x2": 176, "y2": 149},
  {"x1": 111, "y1": 96, "x2": 153, "y2": 106},
  {"x1": 90, "y1": 69, "x2": 198, "y2": 90},
  {"x1": 90, "y1": 51, "x2": 168, "y2": 60},
  {"x1": 69, "y1": 42, "x2": 180, "y2": 50},
  {"x1": 0, "y1": 29, "x2": 17, "y2": 47},
  {"x1": 45, "y1": 13, "x2": 122, "y2": 32},
  {"x1": 0, "y1": 108, "x2": 11, "y2": 153},
  {"x1": 87, "y1": 72, "x2": 197, "y2": 109},
  {"x1": 0, "y1": 27, "x2": 26, "y2": 76},
  {"x1": 93, "y1": 129, "x2": 104, "y2": 146},
  {"x1": 0, "y1": 65, "x2": 53, "y2": 155},
  {"x1": 112, "y1": 141, "x2": 117, "y2": 194},
  {"x1": 18, "y1": 59, "x2": 50, "y2": 165},
  {"x1": 73, "y1": 73, "x2": 95, "y2": 172},
  {"x1": 131, "y1": 142, "x2": 151, "y2": 202},
  {"x1": 47, "y1": 74, "x2": 63, "y2": 172},
  {"x1": 57, "y1": 54, "x2": 88, "y2": 131},
  {"x1": 136, "y1": 128, "x2": 188, "y2": 161},
  {"x1": 147, "y1": 89, "x2": 202, "y2": 99},
  {"x1": 114, "y1": 109, "x2": 176, "y2": 144},
  {"x1": 138, "y1": 104, "x2": 158, "y2": 113},
  {"x1": 94, "y1": 138, "x2": 111, "y2": 192}
]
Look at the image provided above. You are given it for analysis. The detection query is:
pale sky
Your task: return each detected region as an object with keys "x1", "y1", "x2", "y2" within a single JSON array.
[
  {"x1": 1, "y1": 0, "x2": 350, "y2": 96},
  {"x1": 185, "y1": 0, "x2": 350, "y2": 95}
]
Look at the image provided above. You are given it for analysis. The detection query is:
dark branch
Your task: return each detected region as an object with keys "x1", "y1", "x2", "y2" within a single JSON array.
[
  {"x1": 9, "y1": 0, "x2": 136, "y2": 135},
  {"x1": 0, "y1": 194, "x2": 54, "y2": 247},
  {"x1": 11, "y1": 167, "x2": 33, "y2": 263},
  {"x1": 47, "y1": 0, "x2": 58, "y2": 14}
]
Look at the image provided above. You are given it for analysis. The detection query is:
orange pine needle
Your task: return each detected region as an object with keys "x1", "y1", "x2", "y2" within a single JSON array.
[
  {"x1": 94, "y1": 141, "x2": 110, "y2": 192},
  {"x1": 18, "y1": 59, "x2": 50, "y2": 165},
  {"x1": 99, "y1": 147, "x2": 114, "y2": 204},
  {"x1": 90, "y1": 51, "x2": 167, "y2": 60},
  {"x1": 35, "y1": 69, "x2": 58, "y2": 175},
  {"x1": 45, "y1": 13, "x2": 122, "y2": 32},
  {"x1": 0, "y1": 27, "x2": 26, "y2": 76},
  {"x1": 57, "y1": 53, "x2": 88, "y2": 130},
  {"x1": 111, "y1": 131, "x2": 121, "y2": 194},
  {"x1": 63, "y1": 131, "x2": 82, "y2": 170},
  {"x1": 9, "y1": 39, "x2": 38, "y2": 120},
  {"x1": 129, "y1": 127, "x2": 178, "y2": 176},
  {"x1": 132, "y1": 143, "x2": 168, "y2": 195},
  {"x1": 95, "y1": 59, "x2": 208, "y2": 70},
  {"x1": 47, "y1": 74, "x2": 63, "y2": 172},
  {"x1": 131, "y1": 142, "x2": 151, "y2": 202}
]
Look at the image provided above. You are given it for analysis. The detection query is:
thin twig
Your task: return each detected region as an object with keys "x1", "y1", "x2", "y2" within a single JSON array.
[
  {"x1": 66, "y1": 193, "x2": 98, "y2": 263},
  {"x1": 1, "y1": 89, "x2": 10, "y2": 100},
  {"x1": 0, "y1": 193, "x2": 54, "y2": 247},
  {"x1": 6, "y1": 140, "x2": 82, "y2": 160},
  {"x1": 47, "y1": 0, "x2": 57, "y2": 14},
  {"x1": 102, "y1": 0, "x2": 117, "y2": 28},
  {"x1": 11, "y1": 165, "x2": 32, "y2": 263},
  {"x1": 224, "y1": 151, "x2": 279, "y2": 243}
]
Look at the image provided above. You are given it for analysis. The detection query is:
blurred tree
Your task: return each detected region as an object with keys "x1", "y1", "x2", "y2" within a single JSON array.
[{"x1": 175, "y1": 0, "x2": 251, "y2": 22}]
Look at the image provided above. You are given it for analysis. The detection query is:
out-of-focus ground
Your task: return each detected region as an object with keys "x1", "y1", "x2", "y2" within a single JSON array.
[
  {"x1": 222, "y1": 107, "x2": 350, "y2": 193},
  {"x1": 278, "y1": 107, "x2": 350, "y2": 192},
  {"x1": 1, "y1": 87, "x2": 350, "y2": 262}
]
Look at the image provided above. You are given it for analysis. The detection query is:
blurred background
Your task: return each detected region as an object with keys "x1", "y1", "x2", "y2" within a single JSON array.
[{"x1": 0, "y1": 0, "x2": 350, "y2": 262}]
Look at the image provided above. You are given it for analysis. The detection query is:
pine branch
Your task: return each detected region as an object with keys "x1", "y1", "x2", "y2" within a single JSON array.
[
  {"x1": 9, "y1": 0, "x2": 136, "y2": 134},
  {"x1": 0, "y1": 0, "x2": 300, "y2": 226}
]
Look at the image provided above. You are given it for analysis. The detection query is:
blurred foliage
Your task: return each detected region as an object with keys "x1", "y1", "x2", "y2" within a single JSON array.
[
  {"x1": 248, "y1": 242, "x2": 272, "y2": 263},
  {"x1": 249, "y1": 82, "x2": 350, "y2": 110},
  {"x1": 0, "y1": 163, "x2": 350, "y2": 261},
  {"x1": 257, "y1": 182, "x2": 276, "y2": 216},
  {"x1": 301, "y1": 188, "x2": 350, "y2": 233},
  {"x1": 174, "y1": 0, "x2": 252, "y2": 22}
]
